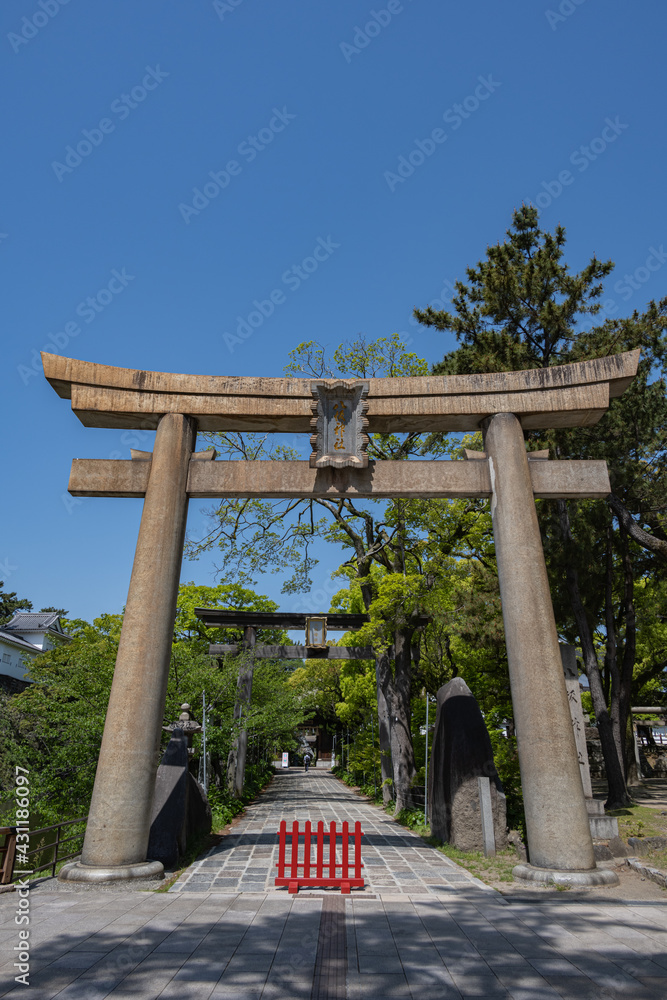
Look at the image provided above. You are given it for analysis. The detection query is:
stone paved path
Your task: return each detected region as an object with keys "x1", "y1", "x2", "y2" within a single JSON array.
[
  {"x1": 2, "y1": 770, "x2": 667, "y2": 999},
  {"x1": 169, "y1": 768, "x2": 486, "y2": 896}
]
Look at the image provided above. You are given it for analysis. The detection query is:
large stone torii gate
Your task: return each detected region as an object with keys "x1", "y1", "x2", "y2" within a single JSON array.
[{"x1": 45, "y1": 349, "x2": 640, "y2": 886}]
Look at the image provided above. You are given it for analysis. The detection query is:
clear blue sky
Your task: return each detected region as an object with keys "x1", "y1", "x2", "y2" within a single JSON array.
[{"x1": 2, "y1": 0, "x2": 666, "y2": 622}]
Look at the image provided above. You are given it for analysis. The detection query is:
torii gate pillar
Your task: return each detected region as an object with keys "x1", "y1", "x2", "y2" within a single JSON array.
[
  {"x1": 60, "y1": 412, "x2": 196, "y2": 883},
  {"x1": 484, "y1": 414, "x2": 611, "y2": 883}
]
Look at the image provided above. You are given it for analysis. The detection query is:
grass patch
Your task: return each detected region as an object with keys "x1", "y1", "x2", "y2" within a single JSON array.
[
  {"x1": 607, "y1": 803, "x2": 667, "y2": 839},
  {"x1": 641, "y1": 849, "x2": 667, "y2": 871},
  {"x1": 430, "y1": 841, "x2": 518, "y2": 884}
]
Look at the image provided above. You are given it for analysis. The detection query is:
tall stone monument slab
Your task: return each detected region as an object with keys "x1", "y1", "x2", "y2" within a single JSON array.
[
  {"x1": 560, "y1": 643, "x2": 593, "y2": 798},
  {"x1": 429, "y1": 677, "x2": 508, "y2": 852}
]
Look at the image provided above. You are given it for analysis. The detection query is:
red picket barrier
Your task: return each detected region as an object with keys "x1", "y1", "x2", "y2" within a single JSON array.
[{"x1": 275, "y1": 819, "x2": 364, "y2": 893}]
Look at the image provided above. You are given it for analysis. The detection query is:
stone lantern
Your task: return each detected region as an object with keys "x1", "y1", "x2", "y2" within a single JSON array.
[{"x1": 163, "y1": 703, "x2": 202, "y2": 752}]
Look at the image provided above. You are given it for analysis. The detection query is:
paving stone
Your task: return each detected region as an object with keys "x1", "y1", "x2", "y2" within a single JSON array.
[
  {"x1": 528, "y1": 957, "x2": 581, "y2": 976},
  {"x1": 448, "y1": 972, "x2": 507, "y2": 995},
  {"x1": 508, "y1": 990, "x2": 560, "y2": 1000},
  {"x1": 638, "y1": 979, "x2": 667, "y2": 992},
  {"x1": 347, "y1": 971, "x2": 410, "y2": 998}
]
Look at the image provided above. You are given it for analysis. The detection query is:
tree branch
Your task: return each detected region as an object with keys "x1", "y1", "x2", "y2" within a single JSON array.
[{"x1": 607, "y1": 494, "x2": 667, "y2": 561}]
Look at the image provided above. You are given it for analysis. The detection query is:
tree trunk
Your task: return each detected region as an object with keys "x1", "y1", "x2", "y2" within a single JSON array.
[
  {"x1": 604, "y1": 526, "x2": 625, "y2": 775},
  {"x1": 558, "y1": 502, "x2": 631, "y2": 809},
  {"x1": 375, "y1": 652, "x2": 394, "y2": 805},
  {"x1": 226, "y1": 627, "x2": 255, "y2": 798},
  {"x1": 618, "y1": 525, "x2": 637, "y2": 777},
  {"x1": 390, "y1": 628, "x2": 417, "y2": 813}
]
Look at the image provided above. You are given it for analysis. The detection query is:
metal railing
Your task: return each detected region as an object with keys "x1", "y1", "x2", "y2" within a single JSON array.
[{"x1": 0, "y1": 816, "x2": 87, "y2": 884}]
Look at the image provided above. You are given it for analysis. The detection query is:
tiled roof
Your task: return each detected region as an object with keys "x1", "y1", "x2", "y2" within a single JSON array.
[{"x1": 4, "y1": 612, "x2": 62, "y2": 632}]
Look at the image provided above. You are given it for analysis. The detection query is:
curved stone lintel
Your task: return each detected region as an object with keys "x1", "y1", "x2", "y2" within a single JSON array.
[
  {"x1": 42, "y1": 349, "x2": 640, "y2": 402},
  {"x1": 57, "y1": 860, "x2": 165, "y2": 884},
  {"x1": 513, "y1": 863, "x2": 620, "y2": 887},
  {"x1": 42, "y1": 349, "x2": 640, "y2": 433}
]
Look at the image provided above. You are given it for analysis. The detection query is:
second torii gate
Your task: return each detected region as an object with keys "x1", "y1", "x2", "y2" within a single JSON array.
[
  {"x1": 194, "y1": 608, "x2": 429, "y2": 797},
  {"x1": 45, "y1": 348, "x2": 639, "y2": 886}
]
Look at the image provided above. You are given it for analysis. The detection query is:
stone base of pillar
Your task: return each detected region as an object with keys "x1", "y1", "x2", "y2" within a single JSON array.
[
  {"x1": 513, "y1": 863, "x2": 619, "y2": 887},
  {"x1": 57, "y1": 860, "x2": 164, "y2": 884}
]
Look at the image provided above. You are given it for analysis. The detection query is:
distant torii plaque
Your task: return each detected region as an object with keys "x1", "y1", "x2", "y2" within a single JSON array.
[{"x1": 310, "y1": 379, "x2": 369, "y2": 469}]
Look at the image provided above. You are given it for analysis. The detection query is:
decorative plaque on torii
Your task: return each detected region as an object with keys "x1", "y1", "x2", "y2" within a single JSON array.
[
  {"x1": 309, "y1": 380, "x2": 369, "y2": 469},
  {"x1": 43, "y1": 349, "x2": 639, "y2": 887}
]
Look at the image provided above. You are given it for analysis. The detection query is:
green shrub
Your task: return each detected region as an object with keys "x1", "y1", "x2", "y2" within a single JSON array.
[{"x1": 206, "y1": 762, "x2": 274, "y2": 831}]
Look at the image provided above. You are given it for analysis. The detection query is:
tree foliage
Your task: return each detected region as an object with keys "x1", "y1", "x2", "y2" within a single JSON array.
[
  {"x1": 0, "y1": 585, "x2": 305, "y2": 828},
  {"x1": 0, "y1": 582, "x2": 33, "y2": 625},
  {"x1": 416, "y1": 204, "x2": 667, "y2": 808}
]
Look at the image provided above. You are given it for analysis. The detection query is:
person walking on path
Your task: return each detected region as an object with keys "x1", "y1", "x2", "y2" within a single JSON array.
[{"x1": 304, "y1": 752, "x2": 312, "y2": 772}]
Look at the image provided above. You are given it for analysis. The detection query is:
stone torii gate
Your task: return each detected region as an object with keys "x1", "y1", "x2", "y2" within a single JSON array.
[{"x1": 45, "y1": 349, "x2": 639, "y2": 885}]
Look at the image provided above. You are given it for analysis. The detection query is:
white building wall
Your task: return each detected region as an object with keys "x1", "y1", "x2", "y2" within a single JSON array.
[
  {"x1": 10, "y1": 629, "x2": 54, "y2": 651},
  {"x1": 0, "y1": 641, "x2": 34, "y2": 681}
]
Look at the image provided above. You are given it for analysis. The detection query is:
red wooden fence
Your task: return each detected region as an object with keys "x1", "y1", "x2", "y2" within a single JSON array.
[{"x1": 275, "y1": 820, "x2": 364, "y2": 893}]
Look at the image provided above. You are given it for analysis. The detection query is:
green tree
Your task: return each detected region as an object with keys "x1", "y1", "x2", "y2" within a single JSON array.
[
  {"x1": 0, "y1": 582, "x2": 32, "y2": 624},
  {"x1": 416, "y1": 205, "x2": 667, "y2": 808},
  {"x1": 415, "y1": 204, "x2": 614, "y2": 374},
  {"x1": 0, "y1": 614, "x2": 121, "y2": 825},
  {"x1": 0, "y1": 585, "x2": 304, "y2": 827}
]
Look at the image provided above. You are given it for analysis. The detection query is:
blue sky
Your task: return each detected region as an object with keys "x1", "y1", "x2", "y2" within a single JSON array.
[{"x1": 2, "y1": 0, "x2": 666, "y2": 622}]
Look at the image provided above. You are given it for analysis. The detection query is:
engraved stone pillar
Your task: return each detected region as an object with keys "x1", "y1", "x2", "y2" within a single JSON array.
[
  {"x1": 483, "y1": 413, "x2": 616, "y2": 885},
  {"x1": 60, "y1": 412, "x2": 196, "y2": 883},
  {"x1": 560, "y1": 643, "x2": 593, "y2": 798}
]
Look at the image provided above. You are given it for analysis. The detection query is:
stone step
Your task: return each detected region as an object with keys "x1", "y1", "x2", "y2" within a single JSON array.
[
  {"x1": 590, "y1": 815, "x2": 619, "y2": 838},
  {"x1": 585, "y1": 799, "x2": 619, "y2": 838},
  {"x1": 586, "y1": 799, "x2": 618, "y2": 840}
]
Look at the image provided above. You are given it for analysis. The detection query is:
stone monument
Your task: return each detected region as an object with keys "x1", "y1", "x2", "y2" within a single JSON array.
[
  {"x1": 560, "y1": 644, "x2": 593, "y2": 797},
  {"x1": 147, "y1": 728, "x2": 189, "y2": 870},
  {"x1": 429, "y1": 677, "x2": 508, "y2": 852},
  {"x1": 147, "y1": 720, "x2": 212, "y2": 870}
]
